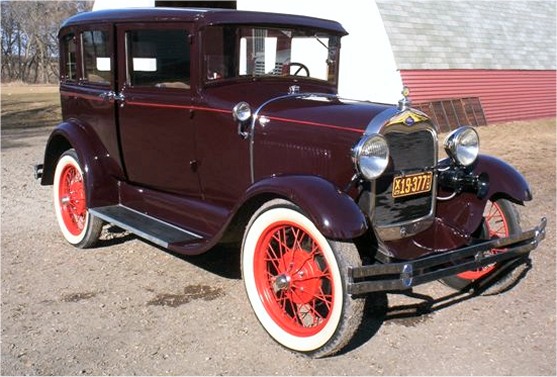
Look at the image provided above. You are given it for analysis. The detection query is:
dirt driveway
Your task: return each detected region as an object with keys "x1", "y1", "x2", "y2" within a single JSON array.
[{"x1": 1, "y1": 87, "x2": 555, "y2": 375}]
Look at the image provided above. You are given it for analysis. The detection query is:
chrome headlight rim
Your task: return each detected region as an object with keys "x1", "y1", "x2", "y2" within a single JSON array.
[
  {"x1": 352, "y1": 134, "x2": 390, "y2": 180},
  {"x1": 444, "y1": 126, "x2": 480, "y2": 167},
  {"x1": 232, "y1": 101, "x2": 252, "y2": 123}
]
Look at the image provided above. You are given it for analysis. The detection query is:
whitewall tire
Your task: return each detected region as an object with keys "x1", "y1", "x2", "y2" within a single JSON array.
[
  {"x1": 53, "y1": 149, "x2": 103, "y2": 248},
  {"x1": 241, "y1": 199, "x2": 364, "y2": 357}
]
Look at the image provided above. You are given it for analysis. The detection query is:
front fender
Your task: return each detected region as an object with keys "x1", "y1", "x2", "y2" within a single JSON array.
[
  {"x1": 439, "y1": 154, "x2": 533, "y2": 237},
  {"x1": 244, "y1": 175, "x2": 368, "y2": 240},
  {"x1": 41, "y1": 121, "x2": 122, "y2": 207},
  {"x1": 473, "y1": 154, "x2": 532, "y2": 203},
  {"x1": 388, "y1": 155, "x2": 533, "y2": 259}
]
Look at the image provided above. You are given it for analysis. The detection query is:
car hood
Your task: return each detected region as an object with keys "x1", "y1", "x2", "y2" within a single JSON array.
[
  {"x1": 256, "y1": 94, "x2": 394, "y2": 135},
  {"x1": 250, "y1": 94, "x2": 396, "y2": 188}
]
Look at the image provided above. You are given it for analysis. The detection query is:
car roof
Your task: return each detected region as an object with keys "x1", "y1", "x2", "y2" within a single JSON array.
[{"x1": 60, "y1": 7, "x2": 348, "y2": 35}]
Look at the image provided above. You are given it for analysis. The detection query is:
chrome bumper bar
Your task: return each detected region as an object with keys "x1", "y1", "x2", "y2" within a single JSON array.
[{"x1": 347, "y1": 217, "x2": 547, "y2": 295}]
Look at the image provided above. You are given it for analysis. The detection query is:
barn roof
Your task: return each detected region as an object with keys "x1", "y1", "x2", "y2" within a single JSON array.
[{"x1": 376, "y1": 0, "x2": 556, "y2": 70}]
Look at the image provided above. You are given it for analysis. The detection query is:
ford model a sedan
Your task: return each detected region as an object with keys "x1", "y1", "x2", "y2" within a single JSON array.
[{"x1": 35, "y1": 8, "x2": 546, "y2": 357}]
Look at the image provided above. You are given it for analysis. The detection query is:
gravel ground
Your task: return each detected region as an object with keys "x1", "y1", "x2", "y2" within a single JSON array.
[{"x1": 1, "y1": 115, "x2": 555, "y2": 375}]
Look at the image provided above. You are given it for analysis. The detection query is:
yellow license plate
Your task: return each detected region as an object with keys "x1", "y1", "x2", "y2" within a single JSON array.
[{"x1": 392, "y1": 171, "x2": 433, "y2": 198}]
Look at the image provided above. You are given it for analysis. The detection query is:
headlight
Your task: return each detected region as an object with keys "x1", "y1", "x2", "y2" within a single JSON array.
[
  {"x1": 232, "y1": 101, "x2": 252, "y2": 122},
  {"x1": 352, "y1": 134, "x2": 390, "y2": 180},
  {"x1": 444, "y1": 126, "x2": 479, "y2": 166}
]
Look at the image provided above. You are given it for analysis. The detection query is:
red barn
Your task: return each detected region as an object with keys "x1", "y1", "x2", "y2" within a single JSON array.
[{"x1": 377, "y1": 1, "x2": 556, "y2": 126}]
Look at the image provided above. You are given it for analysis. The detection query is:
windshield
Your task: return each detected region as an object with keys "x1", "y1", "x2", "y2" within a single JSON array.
[{"x1": 203, "y1": 25, "x2": 341, "y2": 85}]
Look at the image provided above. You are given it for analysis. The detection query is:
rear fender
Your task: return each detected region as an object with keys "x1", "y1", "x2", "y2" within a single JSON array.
[
  {"x1": 41, "y1": 121, "x2": 122, "y2": 208},
  {"x1": 244, "y1": 175, "x2": 368, "y2": 240}
]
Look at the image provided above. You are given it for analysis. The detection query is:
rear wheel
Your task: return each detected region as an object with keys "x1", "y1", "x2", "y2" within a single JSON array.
[
  {"x1": 441, "y1": 198, "x2": 521, "y2": 291},
  {"x1": 241, "y1": 199, "x2": 364, "y2": 357},
  {"x1": 53, "y1": 149, "x2": 103, "y2": 248}
]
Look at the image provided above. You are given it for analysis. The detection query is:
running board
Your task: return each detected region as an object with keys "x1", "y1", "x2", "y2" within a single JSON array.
[{"x1": 90, "y1": 205, "x2": 202, "y2": 249}]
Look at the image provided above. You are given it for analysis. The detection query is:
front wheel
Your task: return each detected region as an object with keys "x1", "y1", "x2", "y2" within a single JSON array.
[
  {"x1": 53, "y1": 149, "x2": 103, "y2": 248},
  {"x1": 241, "y1": 199, "x2": 364, "y2": 358},
  {"x1": 441, "y1": 198, "x2": 521, "y2": 291}
]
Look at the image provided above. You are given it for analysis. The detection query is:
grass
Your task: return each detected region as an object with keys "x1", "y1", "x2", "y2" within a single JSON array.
[{"x1": 1, "y1": 85, "x2": 60, "y2": 130}]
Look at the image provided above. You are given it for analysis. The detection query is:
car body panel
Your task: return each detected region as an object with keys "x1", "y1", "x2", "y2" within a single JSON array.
[
  {"x1": 242, "y1": 175, "x2": 368, "y2": 240},
  {"x1": 252, "y1": 95, "x2": 391, "y2": 186},
  {"x1": 42, "y1": 121, "x2": 121, "y2": 208},
  {"x1": 474, "y1": 154, "x2": 532, "y2": 201},
  {"x1": 60, "y1": 8, "x2": 348, "y2": 36}
]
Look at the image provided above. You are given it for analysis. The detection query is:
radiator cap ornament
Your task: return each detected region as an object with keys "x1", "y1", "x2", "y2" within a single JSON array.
[
  {"x1": 398, "y1": 86, "x2": 411, "y2": 111},
  {"x1": 389, "y1": 86, "x2": 429, "y2": 127}
]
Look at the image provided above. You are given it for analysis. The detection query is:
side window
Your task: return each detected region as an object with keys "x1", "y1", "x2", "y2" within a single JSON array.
[
  {"x1": 82, "y1": 30, "x2": 111, "y2": 85},
  {"x1": 126, "y1": 29, "x2": 190, "y2": 89},
  {"x1": 61, "y1": 33, "x2": 77, "y2": 82},
  {"x1": 204, "y1": 26, "x2": 237, "y2": 81}
]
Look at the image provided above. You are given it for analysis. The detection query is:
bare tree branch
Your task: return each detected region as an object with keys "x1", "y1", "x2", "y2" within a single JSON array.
[{"x1": 1, "y1": 1, "x2": 93, "y2": 83}]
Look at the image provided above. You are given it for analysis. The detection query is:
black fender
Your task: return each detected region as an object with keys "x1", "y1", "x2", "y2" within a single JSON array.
[
  {"x1": 40, "y1": 120, "x2": 122, "y2": 208},
  {"x1": 472, "y1": 154, "x2": 532, "y2": 203},
  {"x1": 243, "y1": 175, "x2": 368, "y2": 240}
]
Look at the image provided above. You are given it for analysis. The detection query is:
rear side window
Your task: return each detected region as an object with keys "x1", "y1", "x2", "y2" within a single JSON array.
[
  {"x1": 82, "y1": 30, "x2": 111, "y2": 85},
  {"x1": 126, "y1": 29, "x2": 190, "y2": 89},
  {"x1": 61, "y1": 33, "x2": 77, "y2": 82}
]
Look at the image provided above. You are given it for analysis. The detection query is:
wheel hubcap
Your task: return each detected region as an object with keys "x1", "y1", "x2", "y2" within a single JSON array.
[{"x1": 273, "y1": 274, "x2": 291, "y2": 292}]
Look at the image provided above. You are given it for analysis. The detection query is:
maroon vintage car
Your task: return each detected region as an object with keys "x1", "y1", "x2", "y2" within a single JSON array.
[{"x1": 35, "y1": 8, "x2": 546, "y2": 357}]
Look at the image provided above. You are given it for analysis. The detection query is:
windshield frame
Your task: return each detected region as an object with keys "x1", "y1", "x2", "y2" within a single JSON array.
[{"x1": 201, "y1": 24, "x2": 342, "y2": 88}]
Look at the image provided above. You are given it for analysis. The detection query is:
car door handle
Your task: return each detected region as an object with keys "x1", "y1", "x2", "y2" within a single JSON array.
[
  {"x1": 99, "y1": 91, "x2": 126, "y2": 106},
  {"x1": 99, "y1": 91, "x2": 115, "y2": 101}
]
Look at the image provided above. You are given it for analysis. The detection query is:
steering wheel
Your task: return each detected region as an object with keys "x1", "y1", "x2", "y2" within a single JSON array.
[{"x1": 289, "y1": 62, "x2": 310, "y2": 77}]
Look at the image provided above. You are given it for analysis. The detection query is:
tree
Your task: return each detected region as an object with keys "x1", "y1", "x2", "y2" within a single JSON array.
[{"x1": 1, "y1": 1, "x2": 93, "y2": 83}]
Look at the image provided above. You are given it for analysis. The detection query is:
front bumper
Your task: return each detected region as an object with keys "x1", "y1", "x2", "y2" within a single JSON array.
[{"x1": 347, "y1": 217, "x2": 547, "y2": 294}]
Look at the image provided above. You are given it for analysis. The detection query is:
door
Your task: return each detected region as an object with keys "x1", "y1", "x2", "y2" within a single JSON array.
[
  {"x1": 116, "y1": 23, "x2": 199, "y2": 196},
  {"x1": 60, "y1": 26, "x2": 124, "y2": 174}
]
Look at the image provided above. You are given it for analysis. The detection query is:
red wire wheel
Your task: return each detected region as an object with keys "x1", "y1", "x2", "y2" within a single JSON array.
[
  {"x1": 253, "y1": 220, "x2": 334, "y2": 337},
  {"x1": 457, "y1": 200, "x2": 510, "y2": 280},
  {"x1": 53, "y1": 149, "x2": 103, "y2": 248},
  {"x1": 58, "y1": 160, "x2": 87, "y2": 236},
  {"x1": 441, "y1": 198, "x2": 521, "y2": 290},
  {"x1": 242, "y1": 199, "x2": 364, "y2": 357}
]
